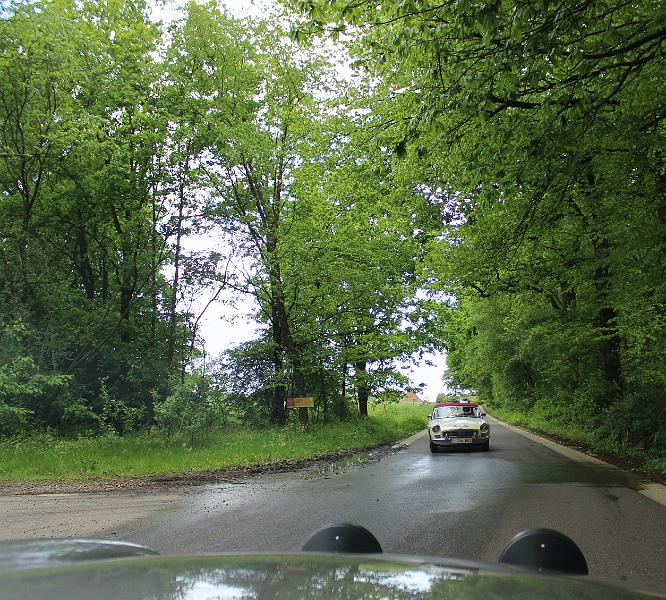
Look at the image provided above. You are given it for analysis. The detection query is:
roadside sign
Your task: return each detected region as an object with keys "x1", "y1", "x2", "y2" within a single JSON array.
[{"x1": 287, "y1": 396, "x2": 314, "y2": 408}]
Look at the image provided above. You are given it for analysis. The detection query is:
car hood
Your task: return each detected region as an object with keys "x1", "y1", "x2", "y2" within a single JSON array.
[
  {"x1": 431, "y1": 417, "x2": 485, "y2": 429},
  {"x1": 0, "y1": 546, "x2": 658, "y2": 600}
]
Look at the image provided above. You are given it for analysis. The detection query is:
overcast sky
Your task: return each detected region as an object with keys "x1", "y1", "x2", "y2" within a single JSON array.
[{"x1": 152, "y1": 0, "x2": 276, "y2": 22}]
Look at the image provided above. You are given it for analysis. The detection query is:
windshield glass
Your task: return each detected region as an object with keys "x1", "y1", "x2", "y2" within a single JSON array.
[{"x1": 434, "y1": 406, "x2": 479, "y2": 419}]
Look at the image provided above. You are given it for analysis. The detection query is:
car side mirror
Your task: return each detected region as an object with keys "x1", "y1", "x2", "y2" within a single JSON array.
[
  {"x1": 481, "y1": 412, "x2": 486, "y2": 417},
  {"x1": 427, "y1": 415, "x2": 432, "y2": 420}
]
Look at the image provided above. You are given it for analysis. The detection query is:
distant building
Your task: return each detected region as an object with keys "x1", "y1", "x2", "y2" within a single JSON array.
[{"x1": 400, "y1": 391, "x2": 422, "y2": 405}]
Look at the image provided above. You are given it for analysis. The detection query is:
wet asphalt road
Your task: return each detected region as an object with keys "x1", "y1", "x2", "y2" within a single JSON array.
[{"x1": 105, "y1": 419, "x2": 666, "y2": 593}]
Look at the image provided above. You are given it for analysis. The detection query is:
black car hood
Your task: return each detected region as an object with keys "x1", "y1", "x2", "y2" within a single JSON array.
[{"x1": 0, "y1": 539, "x2": 660, "y2": 599}]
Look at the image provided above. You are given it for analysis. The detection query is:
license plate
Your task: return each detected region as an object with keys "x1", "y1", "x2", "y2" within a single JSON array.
[{"x1": 452, "y1": 438, "x2": 473, "y2": 443}]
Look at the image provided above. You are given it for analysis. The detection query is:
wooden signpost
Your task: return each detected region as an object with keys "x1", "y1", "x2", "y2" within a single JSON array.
[{"x1": 286, "y1": 396, "x2": 314, "y2": 408}]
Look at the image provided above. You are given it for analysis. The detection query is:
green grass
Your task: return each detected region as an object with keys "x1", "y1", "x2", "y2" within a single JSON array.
[
  {"x1": 0, "y1": 403, "x2": 430, "y2": 481},
  {"x1": 488, "y1": 406, "x2": 594, "y2": 445}
]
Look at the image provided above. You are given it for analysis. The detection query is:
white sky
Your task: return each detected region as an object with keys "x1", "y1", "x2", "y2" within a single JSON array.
[
  {"x1": 157, "y1": 0, "x2": 450, "y2": 401},
  {"x1": 152, "y1": 0, "x2": 279, "y2": 22}
]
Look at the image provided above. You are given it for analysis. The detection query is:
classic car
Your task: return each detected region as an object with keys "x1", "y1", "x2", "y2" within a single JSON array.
[{"x1": 428, "y1": 401, "x2": 490, "y2": 452}]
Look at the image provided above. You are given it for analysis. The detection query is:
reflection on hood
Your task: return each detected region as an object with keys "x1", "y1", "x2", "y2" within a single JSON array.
[{"x1": 0, "y1": 553, "x2": 651, "y2": 600}]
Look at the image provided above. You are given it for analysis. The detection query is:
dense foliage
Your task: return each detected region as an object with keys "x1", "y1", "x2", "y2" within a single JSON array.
[
  {"x1": 292, "y1": 0, "x2": 666, "y2": 456},
  {"x1": 0, "y1": 0, "x2": 436, "y2": 436},
  {"x1": 2, "y1": 0, "x2": 664, "y2": 465},
  {"x1": 1, "y1": 0, "x2": 173, "y2": 435}
]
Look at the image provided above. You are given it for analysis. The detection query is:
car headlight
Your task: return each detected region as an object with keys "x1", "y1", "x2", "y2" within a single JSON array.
[
  {"x1": 480, "y1": 423, "x2": 489, "y2": 432},
  {"x1": 432, "y1": 424, "x2": 441, "y2": 433}
]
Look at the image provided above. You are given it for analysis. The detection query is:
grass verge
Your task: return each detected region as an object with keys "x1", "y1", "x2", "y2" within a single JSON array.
[
  {"x1": 0, "y1": 403, "x2": 429, "y2": 481},
  {"x1": 488, "y1": 405, "x2": 666, "y2": 479}
]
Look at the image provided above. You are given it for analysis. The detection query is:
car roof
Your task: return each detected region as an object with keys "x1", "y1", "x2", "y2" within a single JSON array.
[{"x1": 433, "y1": 401, "x2": 479, "y2": 408}]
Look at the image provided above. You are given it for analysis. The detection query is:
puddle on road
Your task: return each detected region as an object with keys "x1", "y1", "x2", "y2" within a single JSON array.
[
  {"x1": 520, "y1": 462, "x2": 646, "y2": 491},
  {"x1": 317, "y1": 452, "x2": 372, "y2": 477}
]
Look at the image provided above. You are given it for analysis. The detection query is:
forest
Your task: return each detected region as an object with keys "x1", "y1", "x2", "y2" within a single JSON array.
[{"x1": 1, "y1": 0, "x2": 664, "y2": 468}]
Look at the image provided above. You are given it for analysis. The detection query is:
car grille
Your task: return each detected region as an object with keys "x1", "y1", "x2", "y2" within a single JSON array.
[{"x1": 444, "y1": 429, "x2": 477, "y2": 437}]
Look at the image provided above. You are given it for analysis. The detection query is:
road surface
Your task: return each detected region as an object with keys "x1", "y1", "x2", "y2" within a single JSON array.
[{"x1": 1, "y1": 419, "x2": 665, "y2": 593}]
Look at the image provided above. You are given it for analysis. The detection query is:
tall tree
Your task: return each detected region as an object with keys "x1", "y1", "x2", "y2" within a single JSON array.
[
  {"x1": 0, "y1": 0, "x2": 197, "y2": 430},
  {"x1": 291, "y1": 0, "x2": 666, "y2": 445}
]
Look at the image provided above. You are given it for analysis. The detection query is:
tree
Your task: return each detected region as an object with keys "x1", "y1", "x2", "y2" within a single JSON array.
[
  {"x1": 0, "y1": 0, "x2": 200, "y2": 431},
  {"x1": 292, "y1": 0, "x2": 666, "y2": 447}
]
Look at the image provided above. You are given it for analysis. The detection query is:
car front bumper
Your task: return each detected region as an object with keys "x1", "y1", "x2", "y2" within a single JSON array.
[{"x1": 430, "y1": 434, "x2": 489, "y2": 446}]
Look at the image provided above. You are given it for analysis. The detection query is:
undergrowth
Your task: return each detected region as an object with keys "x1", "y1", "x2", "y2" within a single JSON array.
[
  {"x1": 0, "y1": 403, "x2": 429, "y2": 481},
  {"x1": 487, "y1": 405, "x2": 666, "y2": 476}
]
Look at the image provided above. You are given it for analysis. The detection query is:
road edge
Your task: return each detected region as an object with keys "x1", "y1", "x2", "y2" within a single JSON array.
[
  {"x1": 486, "y1": 414, "x2": 666, "y2": 507},
  {"x1": 0, "y1": 430, "x2": 429, "y2": 496},
  {"x1": 400, "y1": 428, "x2": 427, "y2": 446}
]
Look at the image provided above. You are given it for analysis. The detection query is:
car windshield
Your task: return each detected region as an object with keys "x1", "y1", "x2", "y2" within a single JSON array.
[{"x1": 434, "y1": 406, "x2": 479, "y2": 419}]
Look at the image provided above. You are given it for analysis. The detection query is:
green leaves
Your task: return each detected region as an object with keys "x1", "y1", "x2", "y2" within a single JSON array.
[{"x1": 287, "y1": 0, "x2": 666, "y2": 449}]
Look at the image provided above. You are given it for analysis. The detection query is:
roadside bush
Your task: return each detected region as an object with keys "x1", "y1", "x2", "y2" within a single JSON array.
[
  {"x1": 0, "y1": 319, "x2": 71, "y2": 433},
  {"x1": 224, "y1": 391, "x2": 271, "y2": 424},
  {"x1": 99, "y1": 379, "x2": 145, "y2": 434},
  {"x1": 60, "y1": 400, "x2": 101, "y2": 434},
  {"x1": 0, "y1": 402, "x2": 32, "y2": 436},
  {"x1": 154, "y1": 370, "x2": 227, "y2": 445}
]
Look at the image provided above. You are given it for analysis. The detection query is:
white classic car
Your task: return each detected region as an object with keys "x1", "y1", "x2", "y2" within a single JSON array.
[{"x1": 428, "y1": 401, "x2": 490, "y2": 452}]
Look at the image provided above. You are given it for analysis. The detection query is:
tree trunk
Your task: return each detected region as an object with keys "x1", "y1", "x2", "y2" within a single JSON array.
[
  {"x1": 18, "y1": 213, "x2": 31, "y2": 304},
  {"x1": 150, "y1": 168, "x2": 159, "y2": 343},
  {"x1": 293, "y1": 364, "x2": 309, "y2": 425},
  {"x1": 655, "y1": 152, "x2": 666, "y2": 226},
  {"x1": 267, "y1": 229, "x2": 308, "y2": 424},
  {"x1": 76, "y1": 209, "x2": 95, "y2": 301},
  {"x1": 585, "y1": 171, "x2": 624, "y2": 400},
  {"x1": 119, "y1": 282, "x2": 132, "y2": 343},
  {"x1": 270, "y1": 295, "x2": 287, "y2": 424},
  {"x1": 355, "y1": 361, "x2": 369, "y2": 417},
  {"x1": 167, "y1": 158, "x2": 188, "y2": 365},
  {"x1": 101, "y1": 256, "x2": 109, "y2": 301},
  {"x1": 272, "y1": 372, "x2": 287, "y2": 424},
  {"x1": 593, "y1": 237, "x2": 624, "y2": 398},
  {"x1": 320, "y1": 368, "x2": 328, "y2": 422}
]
